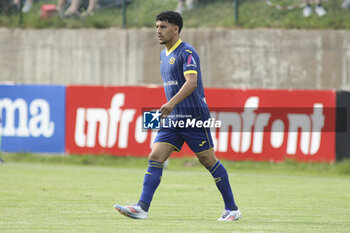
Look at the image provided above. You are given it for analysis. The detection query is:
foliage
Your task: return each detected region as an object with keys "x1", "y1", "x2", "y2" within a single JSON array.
[{"x1": 1, "y1": 0, "x2": 350, "y2": 29}]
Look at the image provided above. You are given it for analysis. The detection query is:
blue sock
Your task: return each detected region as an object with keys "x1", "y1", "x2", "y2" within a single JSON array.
[
  {"x1": 138, "y1": 160, "x2": 164, "y2": 212},
  {"x1": 208, "y1": 160, "x2": 238, "y2": 211}
]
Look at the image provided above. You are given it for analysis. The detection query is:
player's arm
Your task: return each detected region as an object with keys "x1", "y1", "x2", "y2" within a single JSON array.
[{"x1": 160, "y1": 73, "x2": 197, "y2": 118}]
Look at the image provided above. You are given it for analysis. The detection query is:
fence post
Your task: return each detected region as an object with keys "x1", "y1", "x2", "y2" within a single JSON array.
[
  {"x1": 233, "y1": 0, "x2": 239, "y2": 25},
  {"x1": 19, "y1": 0, "x2": 23, "y2": 27},
  {"x1": 122, "y1": 0, "x2": 126, "y2": 28}
]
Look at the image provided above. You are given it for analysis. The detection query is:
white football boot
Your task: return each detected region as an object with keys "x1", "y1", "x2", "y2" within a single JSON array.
[
  {"x1": 217, "y1": 209, "x2": 242, "y2": 221},
  {"x1": 114, "y1": 204, "x2": 148, "y2": 219}
]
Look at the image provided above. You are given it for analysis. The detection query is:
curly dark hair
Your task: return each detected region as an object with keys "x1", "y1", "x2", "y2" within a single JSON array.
[{"x1": 156, "y1": 11, "x2": 183, "y2": 33}]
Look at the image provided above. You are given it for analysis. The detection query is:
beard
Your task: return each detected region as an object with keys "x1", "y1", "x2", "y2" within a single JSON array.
[{"x1": 159, "y1": 41, "x2": 166, "y2": 45}]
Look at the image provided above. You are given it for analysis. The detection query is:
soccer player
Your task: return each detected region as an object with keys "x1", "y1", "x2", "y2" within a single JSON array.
[{"x1": 114, "y1": 11, "x2": 241, "y2": 221}]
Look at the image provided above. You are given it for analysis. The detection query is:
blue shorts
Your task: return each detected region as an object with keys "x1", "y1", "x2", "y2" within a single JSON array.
[{"x1": 154, "y1": 127, "x2": 214, "y2": 154}]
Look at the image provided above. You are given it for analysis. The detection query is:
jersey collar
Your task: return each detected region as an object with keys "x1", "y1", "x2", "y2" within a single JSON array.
[{"x1": 166, "y1": 39, "x2": 182, "y2": 56}]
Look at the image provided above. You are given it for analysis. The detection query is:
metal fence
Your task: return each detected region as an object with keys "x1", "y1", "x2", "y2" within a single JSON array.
[
  {"x1": 0, "y1": 0, "x2": 131, "y2": 27},
  {"x1": 2, "y1": 0, "x2": 350, "y2": 89},
  {"x1": 0, "y1": 0, "x2": 345, "y2": 28},
  {"x1": 0, "y1": 0, "x2": 240, "y2": 27}
]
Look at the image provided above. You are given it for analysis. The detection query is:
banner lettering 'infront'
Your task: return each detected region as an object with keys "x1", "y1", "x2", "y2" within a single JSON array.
[
  {"x1": 205, "y1": 89, "x2": 335, "y2": 162},
  {"x1": 66, "y1": 86, "x2": 336, "y2": 162},
  {"x1": 0, "y1": 84, "x2": 66, "y2": 153},
  {"x1": 65, "y1": 86, "x2": 166, "y2": 156}
]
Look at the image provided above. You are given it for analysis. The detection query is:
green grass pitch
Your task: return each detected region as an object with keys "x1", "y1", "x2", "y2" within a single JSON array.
[{"x1": 1, "y1": 162, "x2": 350, "y2": 233}]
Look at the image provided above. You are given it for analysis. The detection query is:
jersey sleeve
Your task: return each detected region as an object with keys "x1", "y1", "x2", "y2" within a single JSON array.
[{"x1": 182, "y1": 49, "x2": 199, "y2": 76}]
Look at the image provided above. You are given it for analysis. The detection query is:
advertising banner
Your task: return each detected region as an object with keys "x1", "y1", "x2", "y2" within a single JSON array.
[
  {"x1": 206, "y1": 89, "x2": 336, "y2": 162},
  {"x1": 0, "y1": 84, "x2": 66, "y2": 153},
  {"x1": 65, "y1": 86, "x2": 166, "y2": 156},
  {"x1": 66, "y1": 86, "x2": 336, "y2": 162}
]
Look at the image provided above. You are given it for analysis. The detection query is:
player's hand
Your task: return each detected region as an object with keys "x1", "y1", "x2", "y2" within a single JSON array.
[{"x1": 160, "y1": 102, "x2": 175, "y2": 118}]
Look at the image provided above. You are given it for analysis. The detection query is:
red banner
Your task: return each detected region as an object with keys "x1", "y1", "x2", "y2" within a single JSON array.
[{"x1": 66, "y1": 86, "x2": 336, "y2": 162}]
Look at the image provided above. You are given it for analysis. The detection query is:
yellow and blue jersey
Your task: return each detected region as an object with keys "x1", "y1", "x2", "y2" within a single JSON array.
[
  {"x1": 155, "y1": 39, "x2": 214, "y2": 153},
  {"x1": 160, "y1": 39, "x2": 210, "y2": 121}
]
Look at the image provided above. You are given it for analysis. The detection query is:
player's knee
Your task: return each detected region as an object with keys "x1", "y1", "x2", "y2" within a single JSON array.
[
  {"x1": 198, "y1": 156, "x2": 216, "y2": 169},
  {"x1": 198, "y1": 157, "x2": 209, "y2": 167},
  {"x1": 148, "y1": 152, "x2": 165, "y2": 163}
]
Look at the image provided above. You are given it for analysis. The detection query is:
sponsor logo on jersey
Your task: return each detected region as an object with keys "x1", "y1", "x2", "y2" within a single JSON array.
[
  {"x1": 163, "y1": 80, "x2": 178, "y2": 86},
  {"x1": 186, "y1": 54, "x2": 197, "y2": 68}
]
